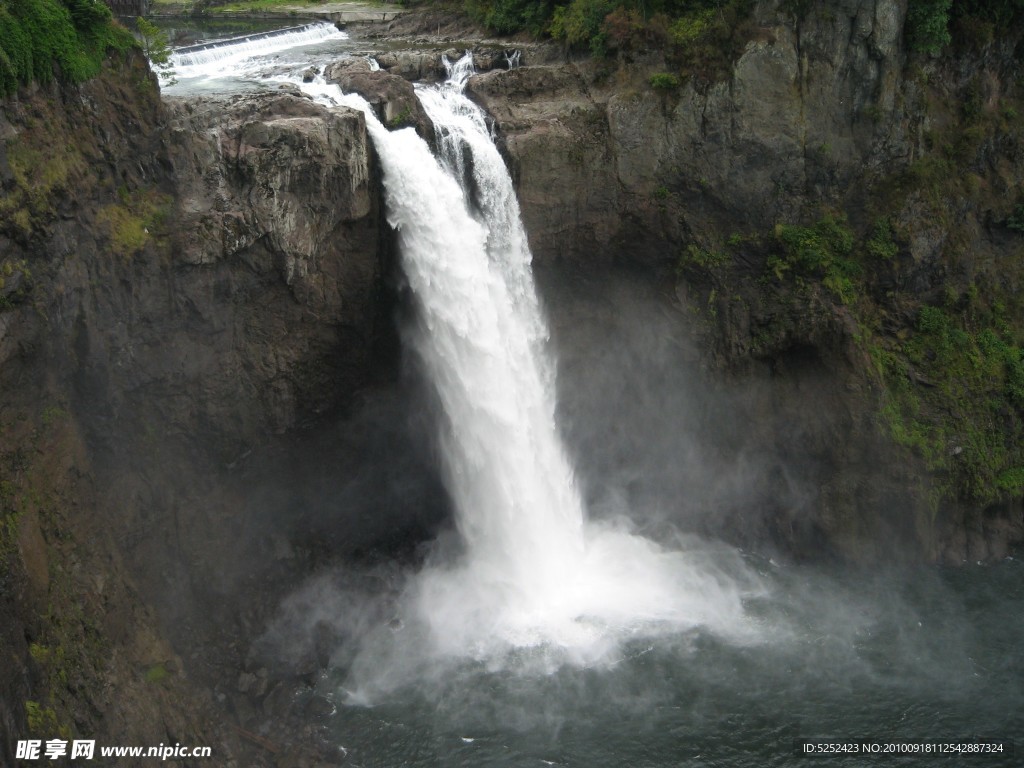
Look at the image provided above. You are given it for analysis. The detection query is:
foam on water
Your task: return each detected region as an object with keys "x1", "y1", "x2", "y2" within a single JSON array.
[{"x1": 168, "y1": 22, "x2": 347, "y2": 80}]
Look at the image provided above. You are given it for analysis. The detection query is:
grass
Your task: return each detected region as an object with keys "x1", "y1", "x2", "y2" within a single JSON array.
[
  {"x1": 25, "y1": 701, "x2": 59, "y2": 736},
  {"x1": 0, "y1": 0, "x2": 136, "y2": 96},
  {"x1": 3, "y1": 414, "x2": 109, "y2": 744},
  {"x1": 722, "y1": 192, "x2": 1024, "y2": 509},
  {"x1": 96, "y1": 190, "x2": 173, "y2": 259},
  {"x1": 0, "y1": 136, "x2": 85, "y2": 240},
  {"x1": 649, "y1": 72, "x2": 680, "y2": 91},
  {"x1": 144, "y1": 663, "x2": 169, "y2": 683},
  {"x1": 205, "y1": 0, "x2": 312, "y2": 12},
  {"x1": 869, "y1": 304, "x2": 1024, "y2": 503},
  {"x1": 678, "y1": 243, "x2": 727, "y2": 272}
]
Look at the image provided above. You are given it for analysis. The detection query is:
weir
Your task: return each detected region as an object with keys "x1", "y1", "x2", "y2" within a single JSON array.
[{"x1": 168, "y1": 22, "x2": 344, "y2": 69}]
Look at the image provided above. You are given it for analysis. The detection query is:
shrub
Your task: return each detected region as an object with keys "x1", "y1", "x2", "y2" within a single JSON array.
[
  {"x1": 905, "y1": 0, "x2": 952, "y2": 54},
  {"x1": 649, "y1": 72, "x2": 679, "y2": 90},
  {"x1": 602, "y1": 6, "x2": 643, "y2": 49},
  {"x1": 0, "y1": 0, "x2": 134, "y2": 95},
  {"x1": 668, "y1": 7, "x2": 715, "y2": 46},
  {"x1": 768, "y1": 215, "x2": 861, "y2": 304},
  {"x1": 1006, "y1": 203, "x2": 1024, "y2": 232},
  {"x1": 550, "y1": 0, "x2": 618, "y2": 54},
  {"x1": 679, "y1": 243, "x2": 727, "y2": 270},
  {"x1": 547, "y1": 0, "x2": 751, "y2": 59},
  {"x1": 475, "y1": 0, "x2": 553, "y2": 35},
  {"x1": 62, "y1": 0, "x2": 112, "y2": 31},
  {"x1": 866, "y1": 218, "x2": 899, "y2": 260},
  {"x1": 952, "y1": 0, "x2": 1024, "y2": 27}
]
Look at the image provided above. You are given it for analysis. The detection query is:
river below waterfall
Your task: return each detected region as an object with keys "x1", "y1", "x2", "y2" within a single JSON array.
[
  {"x1": 307, "y1": 557, "x2": 1023, "y2": 767},
  {"x1": 163, "y1": 23, "x2": 1022, "y2": 767}
]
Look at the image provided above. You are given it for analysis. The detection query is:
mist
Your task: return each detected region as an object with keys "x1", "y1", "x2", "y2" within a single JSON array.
[{"x1": 247, "y1": 260, "x2": 1022, "y2": 767}]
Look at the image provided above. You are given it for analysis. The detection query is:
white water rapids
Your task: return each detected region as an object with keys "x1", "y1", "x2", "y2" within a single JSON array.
[
  {"x1": 168, "y1": 22, "x2": 347, "y2": 79},
  {"x1": 296, "y1": 56, "x2": 760, "y2": 678}
]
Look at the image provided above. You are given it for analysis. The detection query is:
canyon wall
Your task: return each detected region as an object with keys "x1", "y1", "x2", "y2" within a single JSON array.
[
  {"x1": 2, "y1": 0, "x2": 1024, "y2": 761},
  {"x1": 0, "y1": 54, "x2": 389, "y2": 765},
  {"x1": 464, "y1": 0, "x2": 1024, "y2": 564}
]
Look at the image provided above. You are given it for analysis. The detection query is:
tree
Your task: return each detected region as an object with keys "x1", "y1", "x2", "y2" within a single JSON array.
[
  {"x1": 906, "y1": 0, "x2": 952, "y2": 54},
  {"x1": 136, "y1": 16, "x2": 175, "y2": 84}
]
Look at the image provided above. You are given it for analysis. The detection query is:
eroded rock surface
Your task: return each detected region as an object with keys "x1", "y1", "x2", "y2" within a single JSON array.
[
  {"x1": 325, "y1": 58, "x2": 434, "y2": 139},
  {"x1": 468, "y1": 0, "x2": 912, "y2": 265},
  {"x1": 0, "y1": 60, "x2": 390, "y2": 766},
  {"x1": 465, "y1": 0, "x2": 1024, "y2": 564}
]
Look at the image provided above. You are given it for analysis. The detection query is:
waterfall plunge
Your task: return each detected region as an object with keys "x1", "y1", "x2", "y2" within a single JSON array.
[{"x1": 299, "y1": 57, "x2": 758, "y2": 677}]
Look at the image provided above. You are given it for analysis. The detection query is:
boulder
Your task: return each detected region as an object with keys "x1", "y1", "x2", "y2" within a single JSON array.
[{"x1": 325, "y1": 58, "x2": 435, "y2": 141}]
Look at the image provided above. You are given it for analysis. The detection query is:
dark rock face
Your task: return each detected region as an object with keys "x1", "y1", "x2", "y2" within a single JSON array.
[
  {"x1": 466, "y1": 1, "x2": 1024, "y2": 564},
  {"x1": 2, "y1": 1, "x2": 1023, "y2": 758},
  {"x1": 160, "y1": 90, "x2": 383, "y2": 444},
  {"x1": 372, "y1": 50, "x2": 448, "y2": 82},
  {"x1": 466, "y1": 0, "x2": 910, "y2": 266},
  {"x1": 0, "y1": 57, "x2": 392, "y2": 765}
]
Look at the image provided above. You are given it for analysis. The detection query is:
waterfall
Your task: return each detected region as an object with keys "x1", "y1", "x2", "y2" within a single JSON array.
[
  {"x1": 297, "y1": 57, "x2": 757, "y2": 669},
  {"x1": 412, "y1": 57, "x2": 588, "y2": 594}
]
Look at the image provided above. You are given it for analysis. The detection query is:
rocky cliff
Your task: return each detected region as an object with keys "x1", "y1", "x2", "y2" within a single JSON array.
[
  {"x1": 3, "y1": 0, "x2": 1024, "y2": 762},
  {"x1": 461, "y1": 0, "x2": 1024, "y2": 563},
  {"x1": 0, "y1": 53, "x2": 392, "y2": 765}
]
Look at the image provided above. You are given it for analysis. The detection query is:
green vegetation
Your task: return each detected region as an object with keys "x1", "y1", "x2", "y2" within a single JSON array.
[
  {"x1": 199, "y1": 0, "x2": 308, "y2": 12},
  {"x1": 905, "y1": 0, "x2": 1024, "y2": 55},
  {"x1": 2, "y1": 413, "x2": 109, "y2": 744},
  {"x1": 144, "y1": 663, "x2": 169, "y2": 683},
  {"x1": 466, "y1": 0, "x2": 752, "y2": 65},
  {"x1": 649, "y1": 72, "x2": 680, "y2": 90},
  {"x1": 905, "y1": 0, "x2": 952, "y2": 53},
  {"x1": 997, "y1": 466, "x2": 1024, "y2": 492},
  {"x1": 136, "y1": 16, "x2": 174, "y2": 84},
  {"x1": 184, "y1": 0, "x2": 386, "y2": 12},
  {"x1": 548, "y1": 0, "x2": 618, "y2": 51},
  {"x1": 96, "y1": 190, "x2": 173, "y2": 259},
  {"x1": 678, "y1": 242, "x2": 727, "y2": 271},
  {"x1": 0, "y1": 0, "x2": 136, "y2": 96},
  {"x1": 25, "y1": 700, "x2": 59, "y2": 735},
  {"x1": 951, "y1": 0, "x2": 1024, "y2": 27},
  {"x1": 871, "y1": 303, "x2": 1024, "y2": 503},
  {"x1": 1006, "y1": 203, "x2": 1024, "y2": 233},
  {"x1": 767, "y1": 215, "x2": 862, "y2": 305},
  {"x1": 850, "y1": 9, "x2": 1024, "y2": 508},
  {"x1": 0, "y1": 477, "x2": 19, "y2": 570},
  {"x1": 1, "y1": 132, "x2": 85, "y2": 241},
  {"x1": 386, "y1": 106, "x2": 415, "y2": 129},
  {"x1": 751, "y1": 200, "x2": 1022, "y2": 511},
  {"x1": 0, "y1": 259, "x2": 33, "y2": 310},
  {"x1": 40, "y1": 406, "x2": 67, "y2": 428},
  {"x1": 865, "y1": 218, "x2": 899, "y2": 261},
  {"x1": 691, "y1": 189, "x2": 1024, "y2": 511}
]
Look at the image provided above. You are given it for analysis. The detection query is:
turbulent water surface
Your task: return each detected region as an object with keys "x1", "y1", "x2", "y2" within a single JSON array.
[
  {"x1": 164, "y1": 21, "x2": 355, "y2": 94},
  {"x1": 166, "y1": 27, "x2": 1023, "y2": 767},
  {"x1": 311, "y1": 558, "x2": 1023, "y2": 767}
]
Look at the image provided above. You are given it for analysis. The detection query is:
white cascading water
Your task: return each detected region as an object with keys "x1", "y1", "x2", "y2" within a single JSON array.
[
  {"x1": 168, "y1": 22, "x2": 347, "y2": 78},
  {"x1": 297, "y1": 56, "x2": 759, "y2": 674}
]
